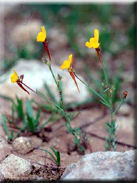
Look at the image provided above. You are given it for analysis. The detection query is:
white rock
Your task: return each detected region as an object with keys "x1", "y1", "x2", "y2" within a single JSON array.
[
  {"x1": 61, "y1": 150, "x2": 136, "y2": 180},
  {"x1": 12, "y1": 136, "x2": 34, "y2": 155},
  {"x1": 118, "y1": 104, "x2": 131, "y2": 116},
  {"x1": 0, "y1": 59, "x2": 89, "y2": 103},
  {"x1": 0, "y1": 172, "x2": 4, "y2": 182},
  {"x1": 0, "y1": 154, "x2": 32, "y2": 180}
]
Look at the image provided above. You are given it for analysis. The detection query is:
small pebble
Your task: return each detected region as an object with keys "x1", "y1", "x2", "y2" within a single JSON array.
[{"x1": 12, "y1": 137, "x2": 34, "y2": 155}]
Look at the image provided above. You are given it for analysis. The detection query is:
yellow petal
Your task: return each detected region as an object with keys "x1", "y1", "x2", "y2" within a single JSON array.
[
  {"x1": 60, "y1": 54, "x2": 73, "y2": 70},
  {"x1": 36, "y1": 26, "x2": 46, "y2": 42},
  {"x1": 94, "y1": 29, "x2": 99, "y2": 42},
  {"x1": 37, "y1": 32, "x2": 44, "y2": 42},
  {"x1": 10, "y1": 69, "x2": 18, "y2": 83},
  {"x1": 41, "y1": 26, "x2": 46, "y2": 37},
  {"x1": 68, "y1": 54, "x2": 73, "y2": 66},
  {"x1": 85, "y1": 42, "x2": 90, "y2": 48},
  {"x1": 90, "y1": 37, "x2": 95, "y2": 43},
  {"x1": 90, "y1": 37, "x2": 99, "y2": 48},
  {"x1": 85, "y1": 29, "x2": 100, "y2": 49},
  {"x1": 94, "y1": 42, "x2": 100, "y2": 48},
  {"x1": 60, "y1": 60, "x2": 69, "y2": 70}
]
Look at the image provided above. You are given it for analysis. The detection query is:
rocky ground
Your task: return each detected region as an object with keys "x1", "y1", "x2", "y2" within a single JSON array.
[
  {"x1": 0, "y1": 59, "x2": 135, "y2": 181},
  {"x1": 0, "y1": 3, "x2": 136, "y2": 181}
]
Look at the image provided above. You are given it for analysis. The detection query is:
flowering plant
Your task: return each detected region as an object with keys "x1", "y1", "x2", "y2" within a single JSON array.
[{"x1": 10, "y1": 26, "x2": 128, "y2": 152}]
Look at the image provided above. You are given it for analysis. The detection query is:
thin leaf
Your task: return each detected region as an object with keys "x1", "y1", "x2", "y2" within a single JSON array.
[
  {"x1": 38, "y1": 112, "x2": 55, "y2": 130},
  {"x1": 44, "y1": 83, "x2": 58, "y2": 104},
  {"x1": 50, "y1": 147, "x2": 57, "y2": 156},
  {"x1": 2, "y1": 114, "x2": 12, "y2": 139},
  {"x1": 85, "y1": 66, "x2": 103, "y2": 91},
  {"x1": 69, "y1": 112, "x2": 72, "y2": 121},
  {"x1": 50, "y1": 147, "x2": 61, "y2": 166},
  {"x1": 56, "y1": 151, "x2": 61, "y2": 166},
  {"x1": 65, "y1": 98, "x2": 93, "y2": 110},
  {"x1": 88, "y1": 87, "x2": 110, "y2": 106},
  {"x1": 34, "y1": 110, "x2": 40, "y2": 126},
  {"x1": 100, "y1": 100, "x2": 110, "y2": 108},
  {"x1": 27, "y1": 114, "x2": 35, "y2": 132},
  {"x1": 59, "y1": 81, "x2": 64, "y2": 102},
  {"x1": 106, "y1": 122, "x2": 111, "y2": 128},
  {"x1": 11, "y1": 105, "x2": 15, "y2": 120},
  {"x1": 16, "y1": 95, "x2": 25, "y2": 121},
  {"x1": 0, "y1": 94, "x2": 14, "y2": 103},
  {"x1": 42, "y1": 149, "x2": 57, "y2": 164},
  {"x1": 26, "y1": 100, "x2": 33, "y2": 119}
]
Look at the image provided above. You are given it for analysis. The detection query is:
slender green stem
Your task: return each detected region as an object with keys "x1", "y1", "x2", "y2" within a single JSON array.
[
  {"x1": 48, "y1": 63, "x2": 68, "y2": 118},
  {"x1": 75, "y1": 67, "x2": 117, "y2": 151},
  {"x1": 49, "y1": 63, "x2": 58, "y2": 86},
  {"x1": 102, "y1": 62, "x2": 109, "y2": 87},
  {"x1": 48, "y1": 63, "x2": 70, "y2": 122},
  {"x1": 97, "y1": 59, "x2": 117, "y2": 151},
  {"x1": 112, "y1": 98, "x2": 124, "y2": 117},
  {"x1": 22, "y1": 82, "x2": 62, "y2": 112},
  {"x1": 90, "y1": 87, "x2": 110, "y2": 107},
  {"x1": 74, "y1": 73, "x2": 110, "y2": 108},
  {"x1": 59, "y1": 85, "x2": 70, "y2": 122},
  {"x1": 47, "y1": 63, "x2": 80, "y2": 146}
]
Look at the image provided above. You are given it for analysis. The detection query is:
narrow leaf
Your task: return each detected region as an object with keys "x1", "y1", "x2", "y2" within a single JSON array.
[
  {"x1": 56, "y1": 151, "x2": 61, "y2": 166},
  {"x1": 34, "y1": 110, "x2": 40, "y2": 126},
  {"x1": 44, "y1": 83, "x2": 58, "y2": 104},
  {"x1": 27, "y1": 114, "x2": 35, "y2": 132},
  {"x1": 2, "y1": 114, "x2": 11, "y2": 138},
  {"x1": 16, "y1": 95, "x2": 25, "y2": 121},
  {"x1": 41, "y1": 149, "x2": 57, "y2": 164},
  {"x1": 26, "y1": 100, "x2": 33, "y2": 119}
]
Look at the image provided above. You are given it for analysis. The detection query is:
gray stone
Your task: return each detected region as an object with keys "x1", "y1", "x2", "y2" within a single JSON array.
[
  {"x1": 49, "y1": 27, "x2": 68, "y2": 50},
  {"x1": 0, "y1": 3, "x2": 18, "y2": 61},
  {"x1": 0, "y1": 136, "x2": 12, "y2": 162},
  {"x1": 116, "y1": 116, "x2": 134, "y2": 133},
  {"x1": 12, "y1": 136, "x2": 35, "y2": 155},
  {"x1": 121, "y1": 71, "x2": 134, "y2": 83},
  {"x1": 0, "y1": 59, "x2": 89, "y2": 103},
  {"x1": 11, "y1": 20, "x2": 43, "y2": 46},
  {"x1": 61, "y1": 150, "x2": 136, "y2": 180},
  {"x1": 0, "y1": 154, "x2": 32, "y2": 180}
]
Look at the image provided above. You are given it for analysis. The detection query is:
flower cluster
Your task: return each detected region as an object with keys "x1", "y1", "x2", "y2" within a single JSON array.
[
  {"x1": 10, "y1": 27, "x2": 102, "y2": 94},
  {"x1": 9, "y1": 24, "x2": 128, "y2": 152}
]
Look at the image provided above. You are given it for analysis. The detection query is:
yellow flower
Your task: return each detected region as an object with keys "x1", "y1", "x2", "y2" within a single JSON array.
[
  {"x1": 60, "y1": 54, "x2": 73, "y2": 71},
  {"x1": 37, "y1": 26, "x2": 46, "y2": 42},
  {"x1": 85, "y1": 29, "x2": 100, "y2": 49},
  {"x1": 10, "y1": 69, "x2": 18, "y2": 83},
  {"x1": 60, "y1": 54, "x2": 80, "y2": 93}
]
